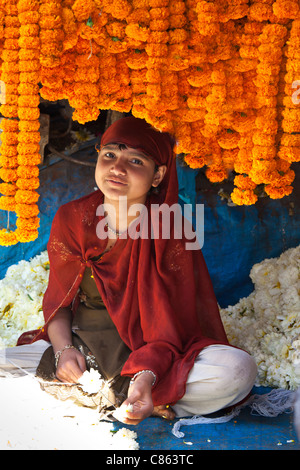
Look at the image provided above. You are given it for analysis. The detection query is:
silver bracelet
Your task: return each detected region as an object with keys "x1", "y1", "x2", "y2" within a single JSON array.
[
  {"x1": 129, "y1": 370, "x2": 157, "y2": 387},
  {"x1": 54, "y1": 344, "x2": 77, "y2": 368}
]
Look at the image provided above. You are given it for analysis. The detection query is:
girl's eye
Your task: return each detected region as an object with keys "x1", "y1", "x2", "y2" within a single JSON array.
[
  {"x1": 104, "y1": 152, "x2": 115, "y2": 159},
  {"x1": 131, "y1": 158, "x2": 143, "y2": 165}
]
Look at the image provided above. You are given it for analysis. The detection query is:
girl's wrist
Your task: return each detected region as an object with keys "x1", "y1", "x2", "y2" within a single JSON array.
[{"x1": 129, "y1": 370, "x2": 157, "y2": 387}]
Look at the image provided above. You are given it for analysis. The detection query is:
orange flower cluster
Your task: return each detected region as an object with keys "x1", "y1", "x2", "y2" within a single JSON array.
[
  {"x1": 0, "y1": 0, "x2": 40, "y2": 245},
  {"x1": 0, "y1": 0, "x2": 19, "y2": 245},
  {"x1": 0, "y1": 0, "x2": 300, "y2": 245},
  {"x1": 16, "y1": 0, "x2": 40, "y2": 242}
]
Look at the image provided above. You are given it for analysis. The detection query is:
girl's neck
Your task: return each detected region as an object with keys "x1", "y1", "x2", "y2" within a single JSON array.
[{"x1": 103, "y1": 195, "x2": 147, "y2": 234}]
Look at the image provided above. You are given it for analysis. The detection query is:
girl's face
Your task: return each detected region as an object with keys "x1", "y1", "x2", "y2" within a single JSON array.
[{"x1": 95, "y1": 143, "x2": 166, "y2": 205}]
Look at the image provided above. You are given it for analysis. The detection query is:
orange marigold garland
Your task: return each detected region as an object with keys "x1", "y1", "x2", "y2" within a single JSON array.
[
  {"x1": 251, "y1": 23, "x2": 293, "y2": 199},
  {"x1": 0, "y1": 0, "x2": 19, "y2": 245},
  {"x1": 39, "y1": 0, "x2": 65, "y2": 103},
  {"x1": 71, "y1": 37, "x2": 100, "y2": 123},
  {"x1": 0, "y1": 0, "x2": 300, "y2": 245},
  {"x1": 143, "y1": 0, "x2": 171, "y2": 131},
  {"x1": 278, "y1": 18, "x2": 300, "y2": 164},
  {"x1": 15, "y1": 0, "x2": 40, "y2": 243}
]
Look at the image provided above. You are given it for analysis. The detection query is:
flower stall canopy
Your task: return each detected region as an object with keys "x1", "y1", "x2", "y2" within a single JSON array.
[{"x1": 0, "y1": 0, "x2": 300, "y2": 246}]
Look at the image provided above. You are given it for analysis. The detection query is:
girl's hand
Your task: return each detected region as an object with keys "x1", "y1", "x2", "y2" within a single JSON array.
[
  {"x1": 114, "y1": 372, "x2": 154, "y2": 425},
  {"x1": 55, "y1": 348, "x2": 87, "y2": 383}
]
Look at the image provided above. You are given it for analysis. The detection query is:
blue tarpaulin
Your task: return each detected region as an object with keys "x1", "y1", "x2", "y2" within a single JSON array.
[
  {"x1": 0, "y1": 152, "x2": 299, "y2": 310},
  {"x1": 112, "y1": 387, "x2": 299, "y2": 451}
]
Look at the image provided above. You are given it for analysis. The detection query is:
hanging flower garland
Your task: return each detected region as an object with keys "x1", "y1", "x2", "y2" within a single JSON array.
[
  {"x1": 0, "y1": 1, "x2": 300, "y2": 246},
  {"x1": 277, "y1": 18, "x2": 300, "y2": 168},
  {"x1": 250, "y1": 23, "x2": 291, "y2": 200},
  {"x1": 38, "y1": 0, "x2": 65, "y2": 104},
  {"x1": 0, "y1": 0, "x2": 19, "y2": 245},
  {"x1": 15, "y1": 0, "x2": 40, "y2": 243},
  {"x1": 72, "y1": 38, "x2": 100, "y2": 123}
]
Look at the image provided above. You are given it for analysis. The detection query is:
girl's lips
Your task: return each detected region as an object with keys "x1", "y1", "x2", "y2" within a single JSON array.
[{"x1": 106, "y1": 178, "x2": 127, "y2": 186}]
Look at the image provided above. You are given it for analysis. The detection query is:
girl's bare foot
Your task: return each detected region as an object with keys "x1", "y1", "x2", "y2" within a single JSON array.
[{"x1": 152, "y1": 405, "x2": 175, "y2": 420}]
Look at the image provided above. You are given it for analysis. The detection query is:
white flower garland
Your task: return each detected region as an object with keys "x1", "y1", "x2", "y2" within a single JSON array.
[{"x1": 1, "y1": 246, "x2": 300, "y2": 391}]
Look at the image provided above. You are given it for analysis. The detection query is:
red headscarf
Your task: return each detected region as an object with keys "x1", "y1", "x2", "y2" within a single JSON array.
[{"x1": 18, "y1": 117, "x2": 228, "y2": 406}]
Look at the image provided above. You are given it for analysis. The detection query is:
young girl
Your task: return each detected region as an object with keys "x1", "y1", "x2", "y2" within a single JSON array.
[{"x1": 15, "y1": 116, "x2": 257, "y2": 424}]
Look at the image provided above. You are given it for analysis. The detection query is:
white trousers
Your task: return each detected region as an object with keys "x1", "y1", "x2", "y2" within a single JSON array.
[
  {"x1": 172, "y1": 344, "x2": 257, "y2": 417},
  {"x1": 0, "y1": 341, "x2": 257, "y2": 417}
]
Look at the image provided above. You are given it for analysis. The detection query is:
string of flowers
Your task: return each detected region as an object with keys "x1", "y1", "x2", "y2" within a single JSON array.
[
  {"x1": 0, "y1": 0, "x2": 300, "y2": 245},
  {"x1": 15, "y1": 0, "x2": 41, "y2": 243},
  {"x1": 276, "y1": 18, "x2": 300, "y2": 192},
  {"x1": 144, "y1": 0, "x2": 171, "y2": 132},
  {"x1": 38, "y1": 0, "x2": 65, "y2": 103},
  {"x1": 0, "y1": 0, "x2": 19, "y2": 246},
  {"x1": 250, "y1": 23, "x2": 291, "y2": 201}
]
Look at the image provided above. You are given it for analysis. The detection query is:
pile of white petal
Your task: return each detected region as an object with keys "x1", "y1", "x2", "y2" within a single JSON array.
[
  {"x1": 220, "y1": 244, "x2": 300, "y2": 390},
  {"x1": 0, "y1": 251, "x2": 48, "y2": 349},
  {"x1": 0, "y1": 246, "x2": 300, "y2": 392}
]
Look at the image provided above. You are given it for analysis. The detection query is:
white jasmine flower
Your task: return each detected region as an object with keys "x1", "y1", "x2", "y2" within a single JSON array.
[
  {"x1": 113, "y1": 403, "x2": 133, "y2": 422},
  {"x1": 0, "y1": 252, "x2": 49, "y2": 349},
  {"x1": 111, "y1": 428, "x2": 139, "y2": 450},
  {"x1": 78, "y1": 368, "x2": 104, "y2": 394},
  {"x1": 221, "y1": 245, "x2": 300, "y2": 390}
]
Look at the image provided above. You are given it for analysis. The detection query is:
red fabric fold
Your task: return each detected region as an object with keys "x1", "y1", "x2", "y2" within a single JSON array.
[{"x1": 17, "y1": 117, "x2": 229, "y2": 406}]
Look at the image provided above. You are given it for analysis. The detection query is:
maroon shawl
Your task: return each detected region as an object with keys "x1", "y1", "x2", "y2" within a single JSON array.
[{"x1": 18, "y1": 117, "x2": 228, "y2": 406}]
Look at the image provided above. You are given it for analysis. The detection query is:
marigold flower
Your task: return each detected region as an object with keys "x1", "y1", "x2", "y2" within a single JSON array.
[
  {"x1": 0, "y1": 196, "x2": 16, "y2": 211},
  {"x1": 234, "y1": 175, "x2": 257, "y2": 191},
  {"x1": 0, "y1": 143, "x2": 18, "y2": 157},
  {"x1": 0, "y1": 183, "x2": 17, "y2": 196},
  {"x1": 15, "y1": 189, "x2": 39, "y2": 204},
  {"x1": 0, "y1": 229, "x2": 18, "y2": 246},
  {"x1": 18, "y1": 36, "x2": 39, "y2": 49},
  {"x1": 264, "y1": 184, "x2": 293, "y2": 199},
  {"x1": 17, "y1": 143, "x2": 40, "y2": 155},
  {"x1": 253, "y1": 146, "x2": 277, "y2": 160},
  {"x1": 18, "y1": 11, "x2": 39, "y2": 25},
  {"x1": 15, "y1": 203, "x2": 39, "y2": 218},
  {"x1": 1, "y1": 132, "x2": 19, "y2": 146},
  {"x1": 17, "y1": 107, "x2": 40, "y2": 121},
  {"x1": 278, "y1": 146, "x2": 300, "y2": 162},
  {"x1": 231, "y1": 188, "x2": 258, "y2": 205},
  {"x1": 16, "y1": 215, "x2": 39, "y2": 231},
  {"x1": 206, "y1": 164, "x2": 228, "y2": 183},
  {"x1": 273, "y1": 0, "x2": 300, "y2": 19},
  {"x1": 16, "y1": 177, "x2": 40, "y2": 190},
  {"x1": 0, "y1": 168, "x2": 18, "y2": 182},
  {"x1": 218, "y1": 130, "x2": 240, "y2": 150},
  {"x1": 126, "y1": 24, "x2": 149, "y2": 42},
  {"x1": 19, "y1": 24, "x2": 39, "y2": 37},
  {"x1": 15, "y1": 227, "x2": 38, "y2": 243},
  {"x1": 149, "y1": 19, "x2": 169, "y2": 32},
  {"x1": 17, "y1": 153, "x2": 41, "y2": 166},
  {"x1": 18, "y1": 95, "x2": 40, "y2": 108},
  {"x1": 18, "y1": 120, "x2": 40, "y2": 132},
  {"x1": 184, "y1": 153, "x2": 206, "y2": 169},
  {"x1": 0, "y1": 156, "x2": 18, "y2": 168},
  {"x1": 72, "y1": 107, "x2": 100, "y2": 124},
  {"x1": 0, "y1": 119, "x2": 19, "y2": 132},
  {"x1": 102, "y1": 0, "x2": 132, "y2": 20}
]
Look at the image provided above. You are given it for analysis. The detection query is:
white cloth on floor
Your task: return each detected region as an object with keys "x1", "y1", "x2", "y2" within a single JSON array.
[{"x1": 0, "y1": 340, "x2": 50, "y2": 377}]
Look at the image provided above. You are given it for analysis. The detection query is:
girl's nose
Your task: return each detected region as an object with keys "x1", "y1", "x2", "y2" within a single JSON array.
[{"x1": 110, "y1": 158, "x2": 126, "y2": 175}]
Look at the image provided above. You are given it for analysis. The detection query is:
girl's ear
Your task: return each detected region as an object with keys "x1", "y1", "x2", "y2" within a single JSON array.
[{"x1": 152, "y1": 165, "x2": 167, "y2": 187}]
